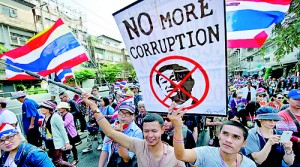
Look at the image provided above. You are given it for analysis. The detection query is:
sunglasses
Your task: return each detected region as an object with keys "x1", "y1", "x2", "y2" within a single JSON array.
[
  {"x1": 259, "y1": 95, "x2": 266, "y2": 97},
  {"x1": 163, "y1": 117, "x2": 170, "y2": 122}
]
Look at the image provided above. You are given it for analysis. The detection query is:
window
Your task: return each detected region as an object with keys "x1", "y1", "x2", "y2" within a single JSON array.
[
  {"x1": 9, "y1": 33, "x2": 30, "y2": 46},
  {"x1": 0, "y1": 5, "x2": 17, "y2": 18}
]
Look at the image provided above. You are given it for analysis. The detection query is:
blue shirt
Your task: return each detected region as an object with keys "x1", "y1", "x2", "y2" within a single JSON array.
[
  {"x1": 22, "y1": 98, "x2": 39, "y2": 134},
  {"x1": 102, "y1": 121, "x2": 143, "y2": 161}
]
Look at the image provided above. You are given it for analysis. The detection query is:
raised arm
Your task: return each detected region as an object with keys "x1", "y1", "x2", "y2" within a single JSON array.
[
  {"x1": 168, "y1": 103, "x2": 197, "y2": 163},
  {"x1": 81, "y1": 93, "x2": 132, "y2": 148}
]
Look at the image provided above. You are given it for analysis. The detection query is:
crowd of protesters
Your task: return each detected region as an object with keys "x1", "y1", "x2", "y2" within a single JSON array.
[{"x1": 1, "y1": 76, "x2": 300, "y2": 167}]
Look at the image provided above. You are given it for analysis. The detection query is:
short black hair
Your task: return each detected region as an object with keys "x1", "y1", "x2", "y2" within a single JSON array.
[
  {"x1": 0, "y1": 102, "x2": 7, "y2": 108},
  {"x1": 142, "y1": 113, "x2": 164, "y2": 128},
  {"x1": 92, "y1": 85, "x2": 99, "y2": 90},
  {"x1": 220, "y1": 120, "x2": 248, "y2": 141},
  {"x1": 59, "y1": 92, "x2": 68, "y2": 97},
  {"x1": 102, "y1": 97, "x2": 110, "y2": 106}
]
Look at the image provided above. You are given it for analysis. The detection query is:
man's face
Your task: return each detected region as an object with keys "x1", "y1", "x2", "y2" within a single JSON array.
[
  {"x1": 158, "y1": 70, "x2": 178, "y2": 97},
  {"x1": 16, "y1": 97, "x2": 25, "y2": 103},
  {"x1": 58, "y1": 108, "x2": 66, "y2": 113},
  {"x1": 218, "y1": 125, "x2": 246, "y2": 155},
  {"x1": 287, "y1": 98, "x2": 300, "y2": 109},
  {"x1": 143, "y1": 121, "x2": 164, "y2": 146},
  {"x1": 92, "y1": 89, "x2": 99, "y2": 96},
  {"x1": 118, "y1": 109, "x2": 134, "y2": 125},
  {"x1": 0, "y1": 133, "x2": 22, "y2": 152},
  {"x1": 59, "y1": 95, "x2": 67, "y2": 102}
]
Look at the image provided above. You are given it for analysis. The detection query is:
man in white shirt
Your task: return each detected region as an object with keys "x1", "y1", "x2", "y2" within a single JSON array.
[
  {"x1": 242, "y1": 81, "x2": 256, "y2": 102},
  {"x1": 0, "y1": 97, "x2": 25, "y2": 141}
]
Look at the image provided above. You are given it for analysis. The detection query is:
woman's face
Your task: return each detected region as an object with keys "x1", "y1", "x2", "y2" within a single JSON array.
[
  {"x1": 259, "y1": 120, "x2": 278, "y2": 129},
  {"x1": 0, "y1": 133, "x2": 22, "y2": 152},
  {"x1": 40, "y1": 107, "x2": 50, "y2": 116},
  {"x1": 275, "y1": 95, "x2": 283, "y2": 103},
  {"x1": 100, "y1": 99, "x2": 105, "y2": 107}
]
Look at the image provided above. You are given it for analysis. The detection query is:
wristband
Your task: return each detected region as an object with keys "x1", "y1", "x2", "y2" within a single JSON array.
[
  {"x1": 173, "y1": 136, "x2": 184, "y2": 143},
  {"x1": 96, "y1": 115, "x2": 105, "y2": 122}
]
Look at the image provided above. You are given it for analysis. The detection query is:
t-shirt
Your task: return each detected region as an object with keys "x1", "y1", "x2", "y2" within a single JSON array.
[
  {"x1": 22, "y1": 98, "x2": 39, "y2": 134},
  {"x1": 193, "y1": 146, "x2": 256, "y2": 167},
  {"x1": 129, "y1": 138, "x2": 185, "y2": 167},
  {"x1": 4, "y1": 156, "x2": 17, "y2": 167}
]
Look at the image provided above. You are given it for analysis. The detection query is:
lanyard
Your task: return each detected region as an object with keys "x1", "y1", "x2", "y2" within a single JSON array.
[
  {"x1": 219, "y1": 148, "x2": 240, "y2": 167},
  {"x1": 147, "y1": 143, "x2": 167, "y2": 167}
]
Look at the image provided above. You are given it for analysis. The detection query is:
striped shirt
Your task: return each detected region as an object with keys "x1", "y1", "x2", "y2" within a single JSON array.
[{"x1": 277, "y1": 109, "x2": 300, "y2": 133}]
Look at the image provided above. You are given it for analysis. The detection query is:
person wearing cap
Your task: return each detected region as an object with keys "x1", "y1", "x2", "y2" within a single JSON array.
[
  {"x1": 168, "y1": 103, "x2": 256, "y2": 167},
  {"x1": 59, "y1": 92, "x2": 86, "y2": 136},
  {"x1": 99, "y1": 101, "x2": 143, "y2": 167},
  {"x1": 0, "y1": 98, "x2": 25, "y2": 141},
  {"x1": 81, "y1": 92, "x2": 185, "y2": 167},
  {"x1": 230, "y1": 89, "x2": 247, "y2": 117},
  {"x1": 256, "y1": 91, "x2": 268, "y2": 107},
  {"x1": 277, "y1": 89, "x2": 300, "y2": 166},
  {"x1": 11, "y1": 91, "x2": 41, "y2": 147},
  {"x1": 244, "y1": 106, "x2": 294, "y2": 167},
  {"x1": 57, "y1": 102, "x2": 81, "y2": 166},
  {"x1": 0, "y1": 123, "x2": 54, "y2": 167},
  {"x1": 39, "y1": 101, "x2": 75, "y2": 167}
]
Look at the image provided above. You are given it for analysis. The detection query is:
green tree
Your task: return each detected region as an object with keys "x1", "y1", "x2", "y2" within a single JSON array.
[
  {"x1": 0, "y1": 44, "x2": 8, "y2": 54},
  {"x1": 262, "y1": 0, "x2": 300, "y2": 62},
  {"x1": 264, "y1": 67, "x2": 272, "y2": 81},
  {"x1": 73, "y1": 69, "x2": 96, "y2": 85},
  {"x1": 117, "y1": 61, "x2": 136, "y2": 79},
  {"x1": 99, "y1": 63, "x2": 121, "y2": 83}
]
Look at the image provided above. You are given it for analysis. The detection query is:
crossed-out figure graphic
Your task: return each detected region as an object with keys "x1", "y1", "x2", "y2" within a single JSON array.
[{"x1": 155, "y1": 64, "x2": 196, "y2": 105}]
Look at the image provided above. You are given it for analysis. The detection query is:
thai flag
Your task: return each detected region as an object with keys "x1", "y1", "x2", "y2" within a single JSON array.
[
  {"x1": 226, "y1": 0, "x2": 291, "y2": 48},
  {"x1": 0, "y1": 18, "x2": 89, "y2": 80},
  {"x1": 56, "y1": 68, "x2": 74, "y2": 83},
  {"x1": 38, "y1": 115, "x2": 44, "y2": 127},
  {"x1": 115, "y1": 80, "x2": 127, "y2": 89}
]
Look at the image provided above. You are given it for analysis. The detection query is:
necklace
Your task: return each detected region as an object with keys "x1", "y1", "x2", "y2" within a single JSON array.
[
  {"x1": 147, "y1": 143, "x2": 167, "y2": 167},
  {"x1": 219, "y1": 148, "x2": 240, "y2": 167}
]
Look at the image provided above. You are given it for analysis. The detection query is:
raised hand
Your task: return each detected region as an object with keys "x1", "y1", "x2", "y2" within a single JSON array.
[{"x1": 167, "y1": 102, "x2": 187, "y2": 128}]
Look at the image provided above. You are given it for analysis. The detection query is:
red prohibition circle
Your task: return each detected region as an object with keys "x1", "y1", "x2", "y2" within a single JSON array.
[{"x1": 150, "y1": 55, "x2": 210, "y2": 110}]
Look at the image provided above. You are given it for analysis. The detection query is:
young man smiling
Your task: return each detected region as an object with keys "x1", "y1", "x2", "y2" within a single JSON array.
[
  {"x1": 168, "y1": 103, "x2": 256, "y2": 167},
  {"x1": 81, "y1": 92, "x2": 185, "y2": 167}
]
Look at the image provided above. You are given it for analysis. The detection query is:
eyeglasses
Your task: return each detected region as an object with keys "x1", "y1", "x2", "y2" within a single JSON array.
[
  {"x1": 118, "y1": 111, "x2": 132, "y2": 117},
  {"x1": 0, "y1": 134, "x2": 16, "y2": 145},
  {"x1": 277, "y1": 97, "x2": 283, "y2": 99},
  {"x1": 163, "y1": 118, "x2": 170, "y2": 122}
]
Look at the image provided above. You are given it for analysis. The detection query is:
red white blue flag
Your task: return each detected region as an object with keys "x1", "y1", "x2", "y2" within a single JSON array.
[
  {"x1": 115, "y1": 80, "x2": 127, "y2": 89},
  {"x1": 55, "y1": 68, "x2": 74, "y2": 83},
  {"x1": 226, "y1": 0, "x2": 292, "y2": 48},
  {"x1": 0, "y1": 18, "x2": 89, "y2": 80}
]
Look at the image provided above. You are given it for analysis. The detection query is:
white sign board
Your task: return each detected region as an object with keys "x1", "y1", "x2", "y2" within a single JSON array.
[{"x1": 114, "y1": 0, "x2": 227, "y2": 115}]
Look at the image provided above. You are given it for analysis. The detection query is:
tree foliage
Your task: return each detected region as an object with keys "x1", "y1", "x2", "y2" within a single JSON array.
[
  {"x1": 99, "y1": 63, "x2": 121, "y2": 83},
  {"x1": 116, "y1": 61, "x2": 136, "y2": 79},
  {"x1": 264, "y1": 67, "x2": 272, "y2": 80},
  {"x1": 262, "y1": 0, "x2": 300, "y2": 63},
  {"x1": 0, "y1": 44, "x2": 8, "y2": 54},
  {"x1": 74, "y1": 69, "x2": 96, "y2": 84}
]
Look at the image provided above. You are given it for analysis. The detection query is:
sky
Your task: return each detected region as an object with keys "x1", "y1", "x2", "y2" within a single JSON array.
[{"x1": 61, "y1": 0, "x2": 136, "y2": 42}]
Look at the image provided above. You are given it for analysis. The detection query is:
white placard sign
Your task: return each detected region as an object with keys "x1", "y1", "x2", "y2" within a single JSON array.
[{"x1": 113, "y1": 0, "x2": 227, "y2": 115}]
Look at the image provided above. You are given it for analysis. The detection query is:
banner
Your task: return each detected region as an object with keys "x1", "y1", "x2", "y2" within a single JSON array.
[{"x1": 113, "y1": 0, "x2": 227, "y2": 115}]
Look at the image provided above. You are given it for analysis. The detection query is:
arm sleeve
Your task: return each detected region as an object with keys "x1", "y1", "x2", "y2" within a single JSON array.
[
  {"x1": 53, "y1": 115, "x2": 69, "y2": 144},
  {"x1": 63, "y1": 113, "x2": 73, "y2": 127},
  {"x1": 25, "y1": 102, "x2": 37, "y2": 118},
  {"x1": 28, "y1": 149, "x2": 54, "y2": 167},
  {"x1": 244, "y1": 130, "x2": 260, "y2": 155}
]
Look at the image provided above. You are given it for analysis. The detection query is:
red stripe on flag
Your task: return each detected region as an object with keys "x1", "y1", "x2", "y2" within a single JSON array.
[
  {"x1": 227, "y1": 31, "x2": 268, "y2": 48},
  {"x1": 225, "y1": 0, "x2": 291, "y2": 5},
  {"x1": 7, "y1": 53, "x2": 88, "y2": 80},
  {"x1": 1, "y1": 19, "x2": 64, "y2": 59}
]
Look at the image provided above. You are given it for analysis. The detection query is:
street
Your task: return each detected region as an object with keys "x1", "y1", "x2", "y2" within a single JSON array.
[{"x1": 71, "y1": 134, "x2": 101, "y2": 167}]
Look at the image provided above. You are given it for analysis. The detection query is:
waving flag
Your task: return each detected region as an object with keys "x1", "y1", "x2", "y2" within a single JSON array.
[
  {"x1": 115, "y1": 80, "x2": 127, "y2": 89},
  {"x1": 1, "y1": 18, "x2": 89, "y2": 80},
  {"x1": 55, "y1": 68, "x2": 74, "y2": 83},
  {"x1": 226, "y1": 0, "x2": 291, "y2": 48}
]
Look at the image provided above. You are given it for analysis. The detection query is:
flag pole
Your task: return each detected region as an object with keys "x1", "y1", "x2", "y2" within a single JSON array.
[{"x1": 0, "y1": 61, "x2": 101, "y2": 102}]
